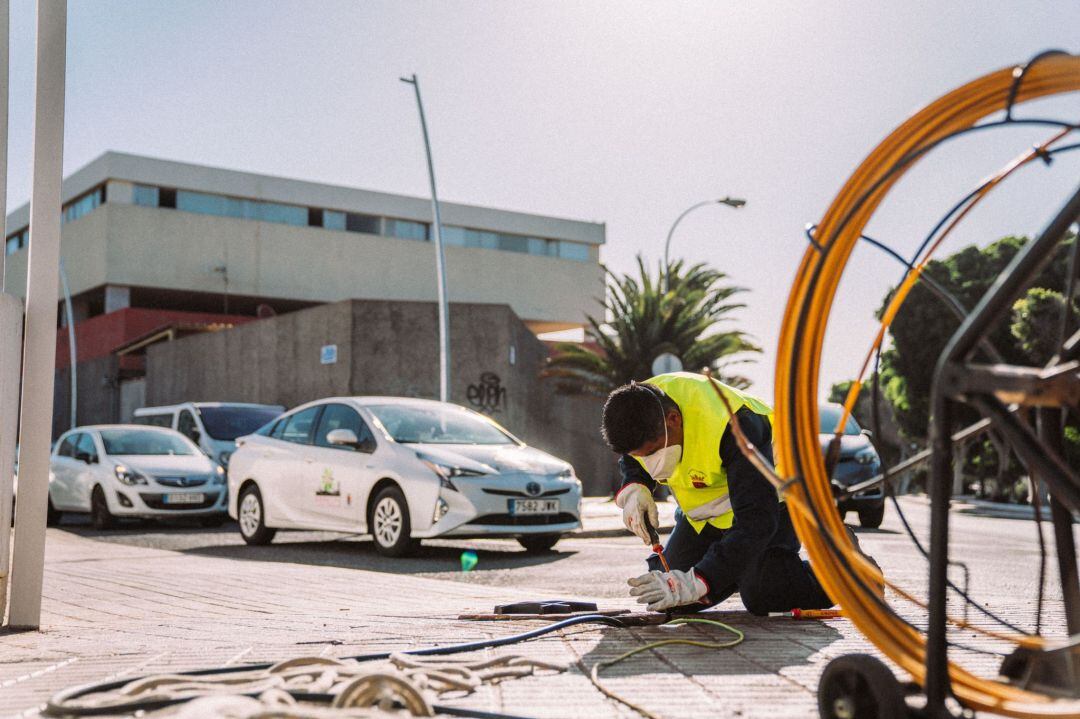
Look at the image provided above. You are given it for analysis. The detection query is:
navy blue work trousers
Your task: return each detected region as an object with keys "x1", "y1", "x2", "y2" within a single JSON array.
[{"x1": 646, "y1": 506, "x2": 834, "y2": 616}]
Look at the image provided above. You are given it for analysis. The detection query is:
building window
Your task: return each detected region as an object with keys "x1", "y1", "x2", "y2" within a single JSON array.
[
  {"x1": 497, "y1": 234, "x2": 529, "y2": 253},
  {"x1": 325, "y1": 210, "x2": 346, "y2": 231},
  {"x1": 177, "y1": 190, "x2": 233, "y2": 217},
  {"x1": 61, "y1": 185, "x2": 105, "y2": 225},
  {"x1": 173, "y1": 190, "x2": 306, "y2": 226},
  {"x1": 257, "y1": 201, "x2": 307, "y2": 226},
  {"x1": 527, "y1": 237, "x2": 556, "y2": 256},
  {"x1": 385, "y1": 218, "x2": 429, "y2": 241},
  {"x1": 441, "y1": 226, "x2": 467, "y2": 246},
  {"x1": 5, "y1": 232, "x2": 23, "y2": 256},
  {"x1": 464, "y1": 228, "x2": 497, "y2": 249},
  {"x1": 345, "y1": 212, "x2": 380, "y2": 234},
  {"x1": 558, "y1": 241, "x2": 590, "y2": 261},
  {"x1": 83, "y1": 182, "x2": 596, "y2": 263},
  {"x1": 133, "y1": 185, "x2": 159, "y2": 207}
]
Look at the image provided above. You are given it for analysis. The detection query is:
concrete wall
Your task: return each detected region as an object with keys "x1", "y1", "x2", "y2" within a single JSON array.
[
  {"x1": 4, "y1": 204, "x2": 603, "y2": 330},
  {"x1": 145, "y1": 300, "x2": 620, "y2": 495},
  {"x1": 53, "y1": 356, "x2": 121, "y2": 438}
]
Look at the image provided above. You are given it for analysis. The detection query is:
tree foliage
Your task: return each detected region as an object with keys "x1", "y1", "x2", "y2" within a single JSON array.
[
  {"x1": 879, "y1": 234, "x2": 1076, "y2": 439},
  {"x1": 544, "y1": 256, "x2": 760, "y2": 396},
  {"x1": 874, "y1": 232, "x2": 1078, "y2": 498},
  {"x1": 1011, "y1": 287, "x2": 1072, "y2": 364}
]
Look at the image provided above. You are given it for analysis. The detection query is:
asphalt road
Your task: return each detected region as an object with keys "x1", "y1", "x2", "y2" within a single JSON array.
[{"x1": 51, "y1": 497, "x2": 1074, "y2": 619}]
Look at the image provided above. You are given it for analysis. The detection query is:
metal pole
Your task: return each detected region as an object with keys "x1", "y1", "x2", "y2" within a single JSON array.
[
  {"x1": 0, "y1": 0, "x2": 8, "y2": 290},
  {"x1": 401, "y1": 73, "x2": 450, "y2": 403},
  {"x1": 662, "y1": 197, "x2": 745, "y2": 292},
  {"x1": 0, "y1": 295, "x2": 21, "y2": 622},
  {"x1": 8, "y1": 0, "x2": 67, "y2": 629},
  {"x1": 0, "y1": 0, "x2": 11, "y2": 624},
  {"x1": 59, "y1": 259, "x2": 76, "y2": 429}
]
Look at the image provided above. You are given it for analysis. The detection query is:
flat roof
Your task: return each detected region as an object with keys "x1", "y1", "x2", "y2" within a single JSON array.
[{"x1": 5, "y1": 151, "x2": 605, "y2": 245}]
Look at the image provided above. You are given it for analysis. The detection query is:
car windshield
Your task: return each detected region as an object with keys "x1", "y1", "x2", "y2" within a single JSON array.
[
  {"x1": 367, "y1": 404, "x2": 516, "y2": 445},
  {"x1": 818, "y1": 406, "x2": 862, "y2": 435},
  {"x1": 100, "y1": 430, "x2": 196, "y2": 456},
  {"x1": 198, "y1": 406, "x2": 282, "y2": 440}
]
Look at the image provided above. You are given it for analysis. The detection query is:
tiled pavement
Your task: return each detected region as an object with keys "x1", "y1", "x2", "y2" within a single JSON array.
[
  {"x1": 1, "y1": 529, "x2": 877, "y2": 719},
  {"x1": 2, "y1": 499, "x2": 1070, "y2": 718}
]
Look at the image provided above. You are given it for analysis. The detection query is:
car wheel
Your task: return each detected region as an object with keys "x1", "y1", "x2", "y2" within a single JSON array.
[
  {"x1": 370, "y1": 486, "x2": 418, "y2": 557},
  {"x1": 238, "y1": 485, "x2": 276, "y2": 545},
  {"x1": 46, "y1": 497, "x2": 61, "y2": 527},
  {"x1": 517, "y1": 534, "x2": 561, "y2": 553},
  {"x1": 859, "y1": 503, "x2": 885, "y2": 529},
  {"x1": 91, "y1": 486, "x2": 116, "y2": 530}
]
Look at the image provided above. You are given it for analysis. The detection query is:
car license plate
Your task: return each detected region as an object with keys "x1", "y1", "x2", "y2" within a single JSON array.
[
  {"x1": 165, "y1": 493, "x2": 204, "y2": 505},
  {"x1": 511, "y1": 499, "x2": 559, "y2": 515}
]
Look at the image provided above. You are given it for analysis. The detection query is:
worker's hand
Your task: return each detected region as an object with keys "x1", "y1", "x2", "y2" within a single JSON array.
[
  {"x1": 615, "y1": 484, "x2": 659, "y2": 545},
  {"x1": 627, "y1": 569, "x2": 709, "y2": 612}
]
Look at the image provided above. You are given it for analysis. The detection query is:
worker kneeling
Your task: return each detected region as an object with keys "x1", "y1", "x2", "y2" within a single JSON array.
[{"x1": 604, "y1": 372, "x2": 850, "y2": 615}]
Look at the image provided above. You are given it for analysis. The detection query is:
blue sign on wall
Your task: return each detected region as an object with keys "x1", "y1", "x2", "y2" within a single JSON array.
[{"x1": 320, "y1": 344, "x2": 338, "y2": 365}]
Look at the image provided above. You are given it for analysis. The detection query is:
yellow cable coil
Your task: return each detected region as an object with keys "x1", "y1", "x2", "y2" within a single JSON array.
[{"x1": 774, "y1": 54, "x2": 1080, "y2": 718}]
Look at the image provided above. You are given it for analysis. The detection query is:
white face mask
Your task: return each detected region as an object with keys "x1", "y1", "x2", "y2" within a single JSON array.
[{"x1": 641, "y1": 392, "x2": 681, "y2": 481}]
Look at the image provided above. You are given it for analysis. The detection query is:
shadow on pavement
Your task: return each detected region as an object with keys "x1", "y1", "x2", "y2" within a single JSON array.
[
  {"x1": 182, "y1": 539, "x2": 574, "y2": 574},
  {"x1": 57, "y1": 516, "x2": 577, "y2": 574},
  {"x1": 577, "y1": 610, "x2": 843, "y2": 677}
]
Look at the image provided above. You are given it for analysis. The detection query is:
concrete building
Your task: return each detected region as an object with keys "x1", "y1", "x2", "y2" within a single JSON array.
[
  {"x1": 0, "y1": 152, "x2": 605, "y2": 436},
  {"x1": 146, "y1": 299, "x2": 616, "y2": 495}
]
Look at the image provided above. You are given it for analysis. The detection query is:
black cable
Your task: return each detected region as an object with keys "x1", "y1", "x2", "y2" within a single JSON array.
[
  {"x1": 43, "y1": 615, "x2": 626, "y2": 718},
  {"x1": 1005, "y1": 50, "x2": 1071, "y2": 121}
]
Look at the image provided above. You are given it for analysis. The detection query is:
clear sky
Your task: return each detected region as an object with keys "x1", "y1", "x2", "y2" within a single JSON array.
[{"x1": 4, "y1": 1, "x2": 1079, "y2": 399}]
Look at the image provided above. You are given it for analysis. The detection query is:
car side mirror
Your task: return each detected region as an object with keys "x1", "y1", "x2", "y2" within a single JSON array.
[
  {"x1": 861, "y1": 429, "x2": 874, "y2": 439},
  {"x1": 326, "y1": 428, "x2": 360, "y2": 448},
  {"x1": 74, "y1": 451, "x2": 95, "y2": 464},
  {"x1": 190, "y1": 429, "x2": 202, "y2": 444}
]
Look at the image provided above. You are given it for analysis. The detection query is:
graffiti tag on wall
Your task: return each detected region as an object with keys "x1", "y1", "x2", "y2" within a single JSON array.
[{"x1": 467, "y1": 372, "x2": 506, "y2": 414}]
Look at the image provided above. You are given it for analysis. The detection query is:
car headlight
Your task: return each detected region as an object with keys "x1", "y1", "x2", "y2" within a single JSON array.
[
  {"x1": 557, "y1": 466, "x2": 581, "y2": 483},
  {"x1": 212, "y1": 465, "x2": 227, "y2": 485},
  {"x1": 854, "y1": 448, "x2": 879, "y2": 466},
  {"x1": 113, "y1": 465, "x2": 148, "y2": 486},
  {"x1": 421, "y1": 460, "x2": 485, "y2": 491},
  {"x1": 217, "y1": 451, "x2": 232, "y2": 468}
]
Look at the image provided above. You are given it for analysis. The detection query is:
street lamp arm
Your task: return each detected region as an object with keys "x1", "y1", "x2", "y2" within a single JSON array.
[{"x1": 662, "y1": 197, "x2": 747, "y2": 290}]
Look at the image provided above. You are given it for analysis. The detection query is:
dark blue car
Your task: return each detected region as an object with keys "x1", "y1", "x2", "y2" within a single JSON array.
[{"x1": 819, "y1": 403, "x2": 885, "y2": 528}]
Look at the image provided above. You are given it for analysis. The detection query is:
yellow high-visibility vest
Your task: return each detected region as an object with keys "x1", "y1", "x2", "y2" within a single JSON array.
[{"x1": 635, "y1": 372, "x2": 773, "y2": 533}]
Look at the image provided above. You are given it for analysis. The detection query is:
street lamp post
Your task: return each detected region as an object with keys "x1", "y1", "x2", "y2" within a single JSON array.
[
  {"x1": 401, "y1": 74, "x2": 450, "y2": 403},
  {"x1": 59, "y1": 259, "x2": 76, "y2": 429},
  {"x1": 662, "y1": 197, "x2": 746, "y2": 291}
]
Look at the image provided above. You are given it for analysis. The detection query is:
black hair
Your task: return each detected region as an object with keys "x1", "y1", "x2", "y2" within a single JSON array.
[{"x1": 601, "y1": 382, "x2": 676, "y2": 454}]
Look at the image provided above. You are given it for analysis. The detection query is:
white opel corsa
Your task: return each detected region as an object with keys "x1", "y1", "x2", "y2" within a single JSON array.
[
  {"x1": 48, "y1": 425, "x2": 228, "y2": 528},
  {"x1": 227, "y1": 397, "x2": 583, "y2": 556}
]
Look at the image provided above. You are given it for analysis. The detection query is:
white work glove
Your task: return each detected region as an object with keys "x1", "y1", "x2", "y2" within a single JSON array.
[
  {"x1": 627, "y1": 569, "x2": 709, "y2": 612},
  {"x1": 615, "y1": 483, "x2": 659, "y2": 545}
]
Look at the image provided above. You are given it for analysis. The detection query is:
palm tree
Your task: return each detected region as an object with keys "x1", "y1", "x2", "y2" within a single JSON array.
[{"x1": 545, "y1": 256, "x2": 760, "y2": 396}]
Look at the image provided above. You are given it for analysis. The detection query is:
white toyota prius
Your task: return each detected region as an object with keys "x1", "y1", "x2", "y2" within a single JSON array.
[{"x1": 227, "y1": 397, "x2": 583, "y2": 556}]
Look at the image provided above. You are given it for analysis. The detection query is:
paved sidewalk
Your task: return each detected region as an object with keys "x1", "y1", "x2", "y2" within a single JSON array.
[
  {"x1": 900, "y1": 493, "x2": 1077, "y2": 522},
  {"x1": 1, "y1": 526, "x2": 878, "y2": 719}
]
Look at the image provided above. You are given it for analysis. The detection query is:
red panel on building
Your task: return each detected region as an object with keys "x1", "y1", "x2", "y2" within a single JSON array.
[{"x1": 55, "y1": 308, "x2": 255, "y2": 369}]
